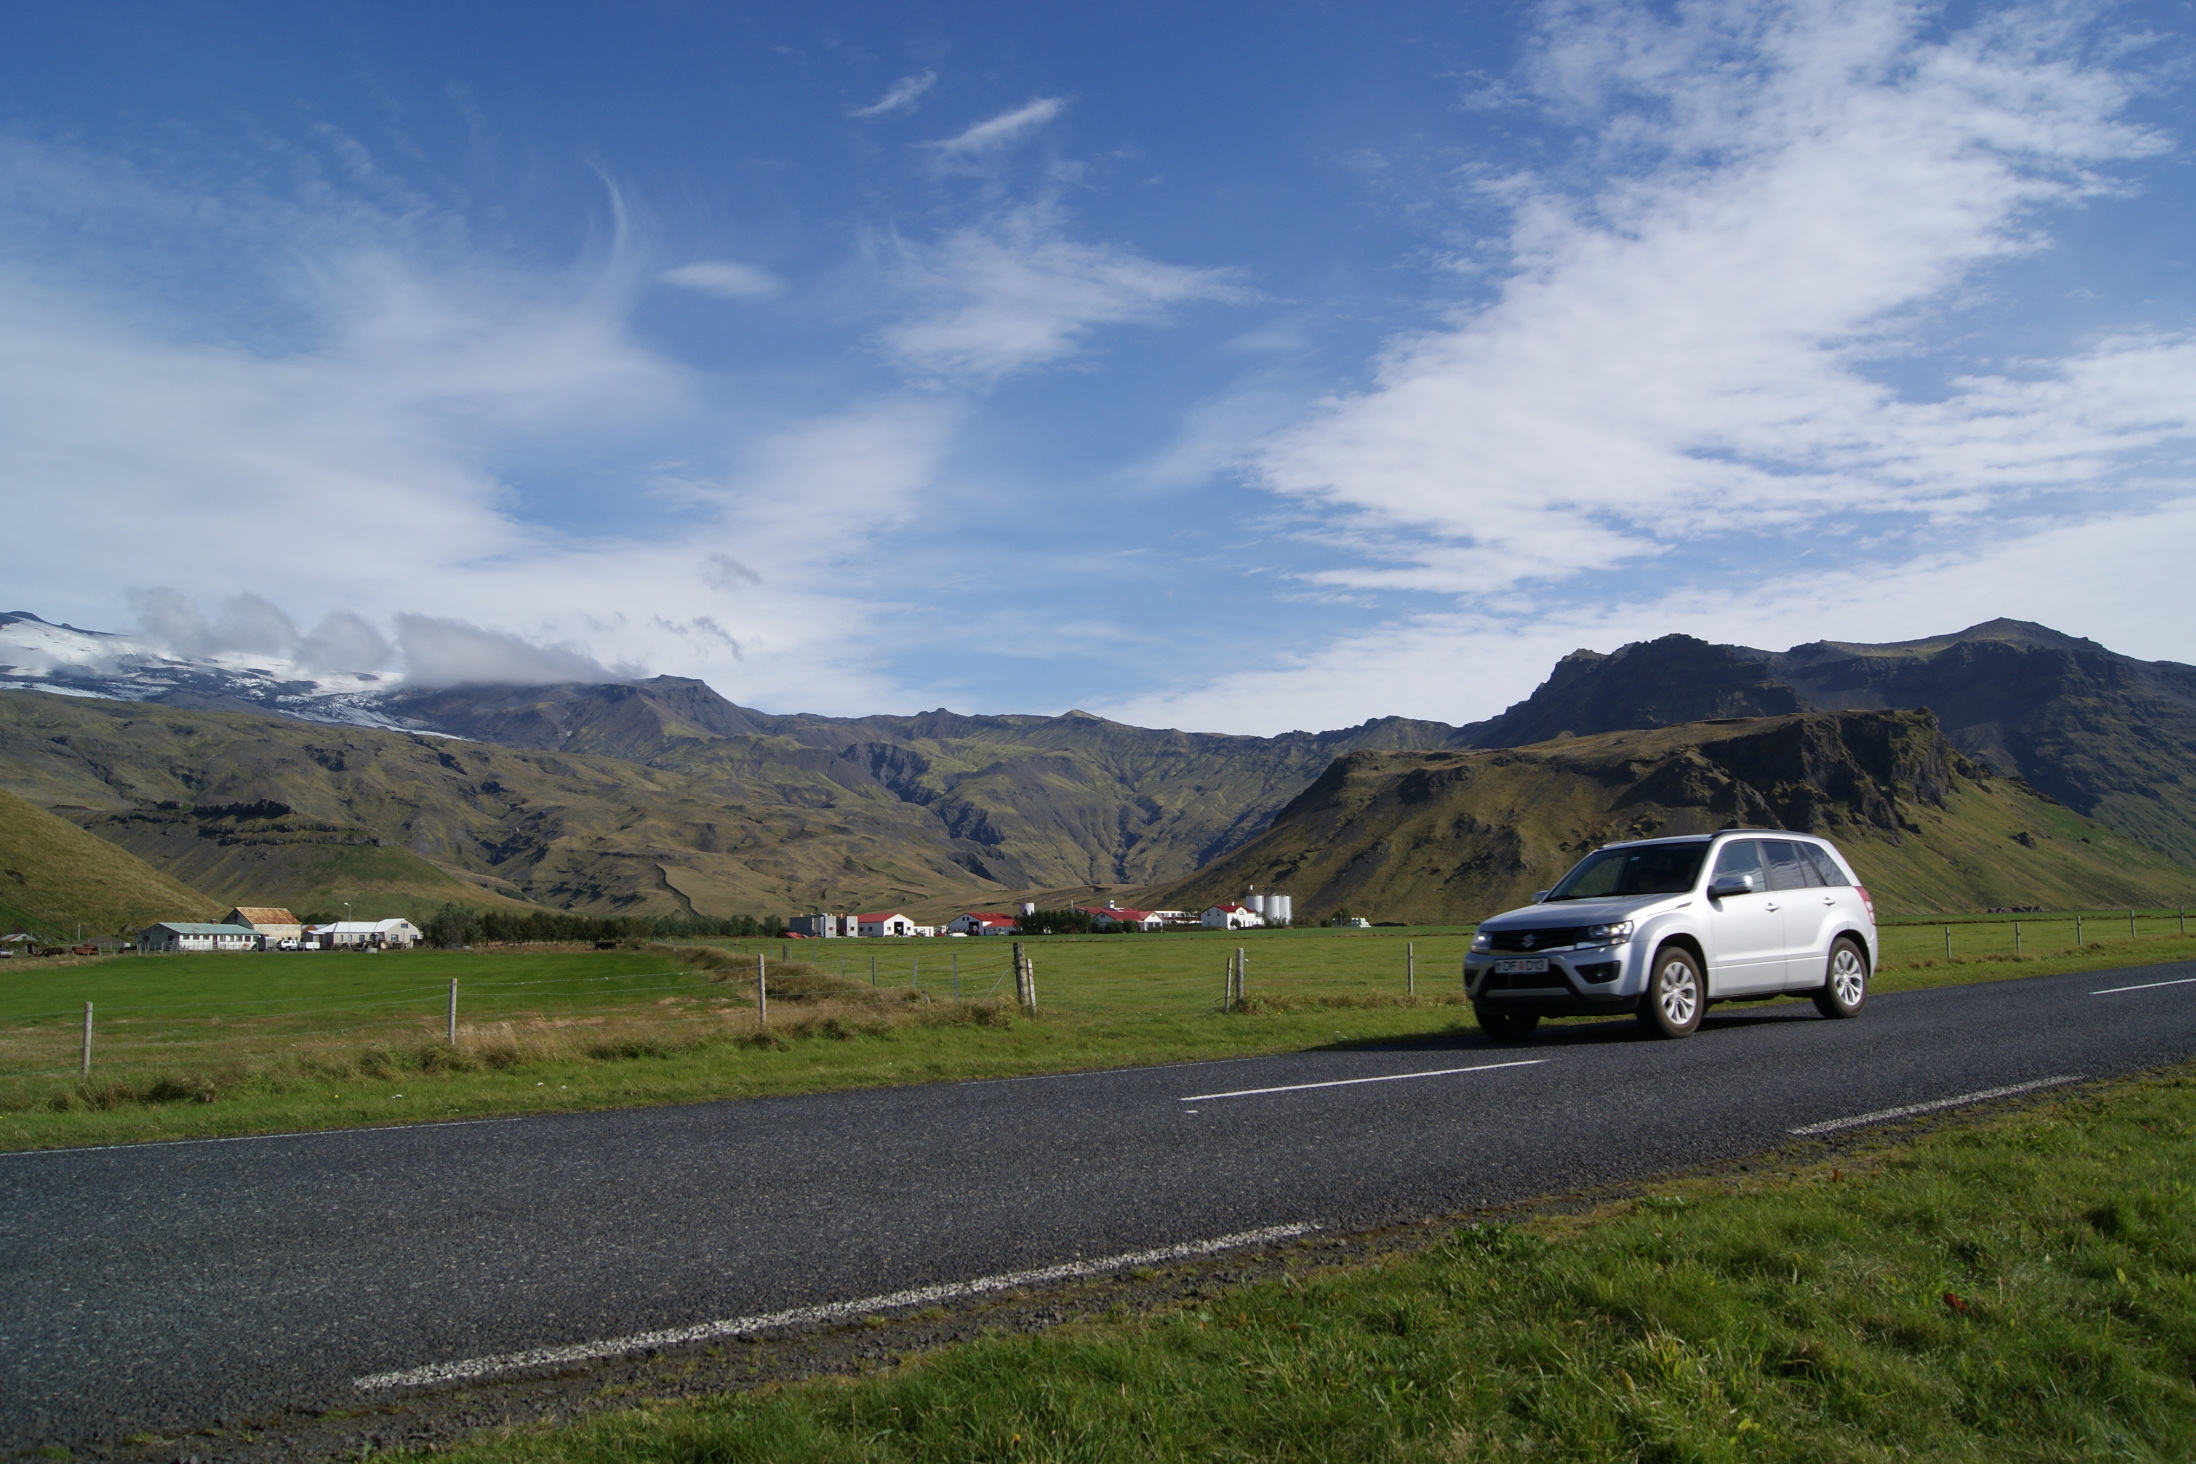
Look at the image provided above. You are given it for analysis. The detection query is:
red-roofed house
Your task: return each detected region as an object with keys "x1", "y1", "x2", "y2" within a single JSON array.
[
  {"x1": 857, "y1": 912, "x2": 916, "y2": 938},
  {"x1": 946, "y1": 911, "x2": 1019, "y2": 936},
  {"x1": 1202, "y1": 903, "x2": 1264, "y2": 930}
]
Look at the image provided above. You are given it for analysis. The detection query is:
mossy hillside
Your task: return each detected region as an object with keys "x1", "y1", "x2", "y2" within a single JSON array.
[
  {"x1": 1167, "y1": 711, "x2": 2196, "y2": 921},
  {"x1": 0, "y1": 786, "x2": 217, "y2": 937}
]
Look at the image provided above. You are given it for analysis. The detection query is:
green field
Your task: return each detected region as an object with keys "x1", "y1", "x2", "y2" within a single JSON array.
[
  {"x1": 418, "y1": 1065, "x2": 2196, "y2": 1464},
  {"x1": 2, "y1": 917, "x2": 2194, "y2": 1152}
]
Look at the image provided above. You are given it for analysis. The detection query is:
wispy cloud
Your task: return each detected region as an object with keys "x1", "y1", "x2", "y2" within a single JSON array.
[
  {"x1": 660, "y1": 259, "x2": 785, "y2": 300},
  {"x1": 928, "y1": 97, "x2": 1066, "y2": 155},
  {"x1": 851, "y1": 71, "x2": 938, "y2": 118},
  {"x1": 880, "y1": 202, "x2": 1242, "y2": 384},
  {"x1": 1256, "y1": 0, "x2": 2181, "y2": 594}
]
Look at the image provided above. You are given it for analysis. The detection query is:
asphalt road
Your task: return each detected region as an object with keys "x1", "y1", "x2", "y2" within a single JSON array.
[{"x1": 6, "y1": 960, "x2": 2195, "y2": 1447}]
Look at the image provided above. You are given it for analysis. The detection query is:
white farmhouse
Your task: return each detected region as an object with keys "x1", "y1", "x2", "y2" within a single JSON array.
[
  {"x1": 945, "y1": 912, "x2": 1019, "y2": 936},
  {"x1": 309, "y1": 918, "x2": 423, "y2": 950},
  {"x1": 856, "y1": 911, "x2": 916, "y2": 938},
  {"x1": 1201, "y1": 903, "x2": 1265, "y2": 930}
]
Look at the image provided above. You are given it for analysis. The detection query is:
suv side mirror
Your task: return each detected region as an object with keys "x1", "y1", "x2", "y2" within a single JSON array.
[
  {"x1": 1531, "y1": 889, "x2": 1550, "y2": 903},
  {"x1": 1708, "y1": 873, "x2": 1756, "y2": 899}
]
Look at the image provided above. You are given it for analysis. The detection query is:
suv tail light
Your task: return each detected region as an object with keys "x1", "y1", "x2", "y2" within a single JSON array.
[{"x1": 1854, "y1": 884, "x2": 1874, "y2": 920}]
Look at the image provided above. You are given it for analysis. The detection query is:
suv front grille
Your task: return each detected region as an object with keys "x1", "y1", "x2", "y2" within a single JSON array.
[{"x1": 1486, "y1": 926, "x2": 1594, "y2": 952}]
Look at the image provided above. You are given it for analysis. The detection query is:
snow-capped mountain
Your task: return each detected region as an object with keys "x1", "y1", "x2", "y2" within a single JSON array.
[{"x1": 0, "y1": 611, "x2": 417, "y2": 729}]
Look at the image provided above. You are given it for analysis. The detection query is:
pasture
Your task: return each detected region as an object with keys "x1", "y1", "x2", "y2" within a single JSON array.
[{"x1": 1, "y1": 913, "x2": 2192, "y2": 1151}]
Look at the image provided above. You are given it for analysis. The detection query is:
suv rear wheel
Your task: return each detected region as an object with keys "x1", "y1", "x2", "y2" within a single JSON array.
[
  {"x1": 1637, "y1": 946, "x2": 1703, "y2": 1038},
  {"x1": 1812, "y1": 937, "x2": 1868, "y2": 1019},
  {"x1": 1474, "y1": 1004, "x2": 1540, "y2": 1042}
]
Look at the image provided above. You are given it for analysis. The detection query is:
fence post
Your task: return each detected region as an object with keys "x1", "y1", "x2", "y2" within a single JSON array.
[
  {"x1": 1236, "y1": 947, "x2": 1246, "y2": 1007},
  {"x1": 81, "y1": 1001, "x2": 92, "y2": 1080},
  {"x1": 1407, "y1": 940, "x2": 1415, "y2": 997},
  {"x1": 871, "y1": 954, "x2": 877, "y2": 987},
  {"x1": 1943, "y1": 925, "x2": 1951, "y2": 960},
  {"x1": 2077, "y1": 914, "x2": 2084, "y2": 947},
  {"x1": 756, "y1": 952, "x2": 768, "y2": 1029},
  {"x1": 953, "y1": 952, "x2": 960, "y2": 1000},
  {"x1": 447, "y1": 979, "x2": 458, "y2": 1044},
  {"x1": 2130, "y1": 909, "x2": 2137, "y2": 938},
  {"x1": 912, "y1": 955, "x2": 919, "y2": 992},
  {"x1": 2014, "y1": 921, "x2": 2022, "y2": 958}
]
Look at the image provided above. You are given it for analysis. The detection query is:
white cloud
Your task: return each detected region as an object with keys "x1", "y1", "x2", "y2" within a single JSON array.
[
  {"x1": 851, "y1": 71, "x2": 938, "y2": 118},
  {"x1": 661, "y1": 259, "x2": 786, "y2": 300},
  {"x1": 1255, "y1": 0, "x2": 2183, "y2": 596},
  {"x1": 394, "y1": 614, "x2": 623, "y2": 686},
  {"x1": 1096, "y1": 494, "x2": 2196, "y2": 735},
  {"x1": 928, "y1": 98, "x2": 1066, "y2": 155},
  {"x1": 880, "y1": 202, "x2": 1242, "y2": 384}
]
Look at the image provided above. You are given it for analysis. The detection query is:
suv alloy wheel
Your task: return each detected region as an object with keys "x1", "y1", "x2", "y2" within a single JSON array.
[{"x1": 1637, "y1": 945, "x2": 1703, "y2": 1038}]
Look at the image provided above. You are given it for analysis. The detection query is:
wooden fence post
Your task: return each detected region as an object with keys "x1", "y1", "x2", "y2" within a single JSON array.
[
  {"x1": 756, "y1": 952, "x2": 768, "y2": 1029},
  {"x1": 1407, "y1": 940, "x2": 1415, "y2": 996},
  {"x1": 81, "y1": 1001, "x2": 92, "y2": 1080},
  {"x1": 447, "y1": 979, "x2": 458, "y2": 1044}
]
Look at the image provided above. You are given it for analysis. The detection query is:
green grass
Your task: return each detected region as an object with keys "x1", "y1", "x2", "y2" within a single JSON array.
[
  {"x1": 417, "y1": 1067, "x2": 2196, "y2": 1464},
  {"x1": 2, "y1": 921, "x2": 2193, "y2": 1153}
]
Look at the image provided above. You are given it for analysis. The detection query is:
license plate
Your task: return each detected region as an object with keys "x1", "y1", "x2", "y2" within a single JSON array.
[{"x1": 1494, "y1": 957, "x2": 1550, "y2": 975}]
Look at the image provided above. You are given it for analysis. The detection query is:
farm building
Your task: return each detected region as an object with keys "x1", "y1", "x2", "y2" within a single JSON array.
[
  {"x1": 224, "y1": 906, "x2": 303, "y2": 945},
  {"x1": 139, "y1": 921, "x2": 261, "y2": 953},
  {"x1": 945, "y1": 911, "x2": 1019, "y2": 936},
  {"x1": 1202, "y1": 903, "x2": 1264, "y2": 930},
  {"x1": 855, "y1": 912, "x2": 916, "y2": 938},
  {"x1": 787, "y1": 913, "x2": 860, "y2": 938},
  {"x1": 308, "y1": 918, "x2": 423, "y2": 949}
]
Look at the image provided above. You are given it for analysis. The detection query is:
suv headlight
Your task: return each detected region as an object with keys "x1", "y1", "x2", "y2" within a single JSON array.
[
  {"x1": 1470, "y1": 930, "x2": 1490, "y2": 952},
  {"x1": 1584, "y1": 921, "x2": 1634, "y2": 945}
]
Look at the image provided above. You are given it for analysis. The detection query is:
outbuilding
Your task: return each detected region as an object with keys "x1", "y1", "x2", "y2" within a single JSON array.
[
  {"x1": 224, "y1": 906, "x2": 304, "y2": 946},
  {"x1": 139, "y1": 922, "x2": 261, "y2": 953},
  {"x1": 1202, "y1": 904, "x2": 1264, "y2": 931}
]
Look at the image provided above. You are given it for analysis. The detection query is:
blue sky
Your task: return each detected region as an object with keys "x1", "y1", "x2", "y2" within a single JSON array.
[{"x1": 4, "y1": 0, "x2": 2195, "y2": 730}]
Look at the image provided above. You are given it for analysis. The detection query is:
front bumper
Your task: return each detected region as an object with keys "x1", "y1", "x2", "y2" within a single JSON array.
[{"x1": 1465, "y1": 947, "x2": 1640, "y2": 1016}]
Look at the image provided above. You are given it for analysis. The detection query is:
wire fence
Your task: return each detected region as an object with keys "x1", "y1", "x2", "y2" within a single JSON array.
[{"x1": 2, "y1": 910, "x2": 2190, "y2": 1093}]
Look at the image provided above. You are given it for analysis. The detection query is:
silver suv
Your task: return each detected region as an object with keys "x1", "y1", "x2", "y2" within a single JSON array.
[{"x1": 1464, "y1": 830, "x2": 1877, "y2": 1040}]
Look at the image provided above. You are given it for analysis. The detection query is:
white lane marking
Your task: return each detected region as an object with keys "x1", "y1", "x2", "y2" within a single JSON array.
[
  {"x1": 2092, "y1": 976, "x2": 2196, "y2": 995},
  {"x1": 354, "y1": 1222, "x2": 1316, "y2": 1391},
  {"x1": 1179, "y1": 1059, "x2": 1546, "y2": 1103},
  {"x1": 1789, "y1": 1075, "x2": 2081, "y2": 1136},
  {"x1": 0, "y1": 1116, "x2": 522, "y2": 1159}
]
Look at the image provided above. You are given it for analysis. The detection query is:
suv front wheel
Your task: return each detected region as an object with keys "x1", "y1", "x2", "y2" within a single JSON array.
[
  {"x1": 1637, "y1": 946, "x2": 1704, "y2": 1038},
  {"x1": 1813, "y1": 937, "x2": 1868, "y2": 1019}
]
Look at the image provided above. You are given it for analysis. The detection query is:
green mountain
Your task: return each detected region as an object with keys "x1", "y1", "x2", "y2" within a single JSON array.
[
  {"x1": 1459, "y1": 620, "x2": 2196, "y2": 867},
  {"x1": 1162, "y1": 711, "x2": 2196, "y2": 921},
  {"x1": 1, "y1": 617, "x2": 2190, "y2": 924},
  {"x1": 373, "y1": 679, "x2": 1464, "y2": 888},
  {"x1": 0, "y1": 786, "x2": 219, "y2": 937}
]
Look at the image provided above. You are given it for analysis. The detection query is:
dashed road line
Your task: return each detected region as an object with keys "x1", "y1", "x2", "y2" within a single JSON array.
[
  {"x1": 1179, "y1": 1059, "x2": 1546, "y2": 1103},
  {"x1": 2092, "y1": 976, "x2": 2196, "y2": 995},
  {"x1": 1789, "y1": 1075, "x2": 2081, "y2": 1136},
  {"x1": 354, "y1": 1222, "x2": 1316, "y2": 1391}
]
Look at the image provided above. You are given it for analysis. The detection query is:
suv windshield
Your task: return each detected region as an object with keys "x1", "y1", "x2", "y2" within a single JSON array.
[{"x1": 1545, "y1": 842, "x2": 1710, "y2": 901}]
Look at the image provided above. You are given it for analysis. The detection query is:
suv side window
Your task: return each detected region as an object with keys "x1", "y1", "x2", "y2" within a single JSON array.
[
  {"x1": 1761, "y1": 840, "x2": 1818, "y2": 891},
  {"x1": 1710, "y1": 839, "x2": 1765, "y2": 890},
  {"x1": 1798, "y1": 842, "x2": 1849, "y2": 886}
]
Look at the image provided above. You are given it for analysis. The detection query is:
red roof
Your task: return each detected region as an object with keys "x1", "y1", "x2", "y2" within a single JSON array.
[
  {"x1": 856, "y1": 912, "x2": 908, "y2": 923},
  {"x1": 1212, "y1": 904, "x2": 1251, "y2": 913}
]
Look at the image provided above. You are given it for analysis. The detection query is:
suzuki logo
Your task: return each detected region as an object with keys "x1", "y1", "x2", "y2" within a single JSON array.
[{"x1": 1521, "y1": 933, "x2": 1536, "y2": 949}]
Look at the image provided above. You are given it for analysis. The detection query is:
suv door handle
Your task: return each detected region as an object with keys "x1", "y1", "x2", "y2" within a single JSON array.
[
  {"x1": 1763, "y1": 900, "x2": 1780, "y2": 912},
  {"x1": 1822, "y1": 895, "x2": 1836, "y2": 905}
]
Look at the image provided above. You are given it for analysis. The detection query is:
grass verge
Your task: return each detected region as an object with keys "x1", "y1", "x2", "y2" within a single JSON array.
[{"x1": 416, "y1": 1065, "x2": 2196, "y2": 1464}]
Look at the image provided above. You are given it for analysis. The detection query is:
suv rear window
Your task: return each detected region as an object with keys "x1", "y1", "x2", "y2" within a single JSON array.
[
  {"x1": 1798, "y1": 842, "x2": 1849, "y2": 886},
  {"x1": 1545, "y1": 843, "x2": 1709, "y2": 900},
  {"x1": 1761, "y1": 840, "x2": 1818, "y2": 891}
]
